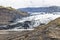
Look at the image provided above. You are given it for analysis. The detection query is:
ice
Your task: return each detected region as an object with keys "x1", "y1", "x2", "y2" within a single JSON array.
[{"x1": 8, "y1": 13, "x2": 60, "y2": 31}]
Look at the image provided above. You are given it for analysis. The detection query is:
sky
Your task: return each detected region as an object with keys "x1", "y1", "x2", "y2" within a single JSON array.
[{"x1": 0, "y1": 0, "x2": 60, "y2": 9}]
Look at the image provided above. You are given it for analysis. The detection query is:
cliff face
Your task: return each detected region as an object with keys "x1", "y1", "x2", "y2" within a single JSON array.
[{"x1": 0, "y1": 6, "x2": 28, "y2": 25}]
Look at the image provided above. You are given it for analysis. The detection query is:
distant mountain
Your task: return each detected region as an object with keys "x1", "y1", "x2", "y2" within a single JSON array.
[
  {"x1": 0, "y1": 6, "x2": 28, "y2": 25},
  {"x1": 18, "y1": 6, "x2": 60, "y2": 13}
]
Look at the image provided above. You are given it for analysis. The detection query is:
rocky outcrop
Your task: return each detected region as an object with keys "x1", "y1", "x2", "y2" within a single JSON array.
[{"x1": 0, "y1": 6, "x2": 28, "y2": 25}]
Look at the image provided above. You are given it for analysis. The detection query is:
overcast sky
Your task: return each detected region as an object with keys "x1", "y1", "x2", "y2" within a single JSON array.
[{"x1": 0, "y1": 0, "x2": 60, "y2": 9}]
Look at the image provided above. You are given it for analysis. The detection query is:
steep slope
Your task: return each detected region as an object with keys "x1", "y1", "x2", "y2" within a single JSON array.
[
  {"x1": 0, "y1": 6, "x2": 28, "y2": 25},
  {"x1": 46, "y1": 17, "x2": 60, "y2": 39}
]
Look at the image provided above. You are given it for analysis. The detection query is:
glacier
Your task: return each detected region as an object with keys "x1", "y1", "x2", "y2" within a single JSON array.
[
  {"x1": 7, "y1": 13, "x2": 60, "y2": 31},
  {"x1": 0, "y1": 12, "x2": 60, "y2": 31}
]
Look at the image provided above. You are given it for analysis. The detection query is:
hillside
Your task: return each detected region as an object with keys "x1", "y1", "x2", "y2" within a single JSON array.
[{"x1": 0, "y1": 6, "x2": 28, "y2": 25}]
